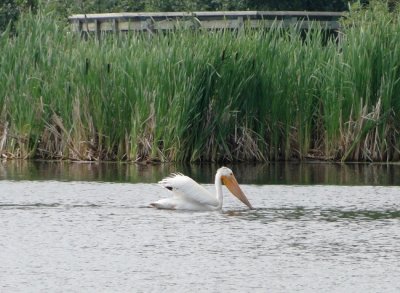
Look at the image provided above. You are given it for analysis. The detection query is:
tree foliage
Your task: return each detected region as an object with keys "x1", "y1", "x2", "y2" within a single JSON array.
[
  {"x1": 0, "y1": 0, "x2": 392, "y2": 33},
  {"x1": 0, "y1": 0, "x2": 37, "y2": 32},
  {"x1": 53, "y1": 0, "x2": 354, "y2": 14}
]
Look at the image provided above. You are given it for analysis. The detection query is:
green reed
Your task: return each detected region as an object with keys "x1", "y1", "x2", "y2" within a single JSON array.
[{"x1": 1, "y1": 2, "x2": 399, "y2": 162}]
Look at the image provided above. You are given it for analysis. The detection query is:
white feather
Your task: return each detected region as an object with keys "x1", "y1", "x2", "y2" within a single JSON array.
[{"x1": 158, "y1": 174, "x2": 219, "y2": 207}]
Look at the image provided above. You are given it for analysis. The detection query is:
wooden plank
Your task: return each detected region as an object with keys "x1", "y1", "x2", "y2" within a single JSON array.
[
  {"x1": 68, "y1": 11, "x2": 344, "y2": 21},
  {"x1": 112, "y1": 19, "x2": 118, "y2": 33}
]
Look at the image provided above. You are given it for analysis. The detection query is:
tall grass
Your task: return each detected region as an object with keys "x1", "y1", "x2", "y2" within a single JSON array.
[{"x1": 1, "y1": 2, "x2": 400, "y2": 162}]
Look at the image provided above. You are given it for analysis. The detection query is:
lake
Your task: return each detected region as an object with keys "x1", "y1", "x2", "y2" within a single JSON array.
[{"x1": 1, "y1": 160, "x2": 399, "y2": 292}]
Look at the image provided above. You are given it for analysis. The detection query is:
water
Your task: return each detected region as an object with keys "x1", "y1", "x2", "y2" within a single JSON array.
[
  {"x1": 2, "y1": 160, "x2": 400, "y2": 185},
  {"x1": 1, "y1": 161, "x2": 400, "y2": 292}
]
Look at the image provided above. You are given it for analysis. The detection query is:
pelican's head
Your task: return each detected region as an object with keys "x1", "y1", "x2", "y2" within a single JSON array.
[{"x1": 218, "y1": 167, "x2": 254, "y2": 209}]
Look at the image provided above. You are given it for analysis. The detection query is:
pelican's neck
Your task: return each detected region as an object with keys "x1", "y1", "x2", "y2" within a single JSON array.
[{"x1": 215, "y1": 172, "x2": 223, "y2": 210}]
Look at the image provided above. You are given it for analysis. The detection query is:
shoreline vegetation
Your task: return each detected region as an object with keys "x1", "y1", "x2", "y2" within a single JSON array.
[{"x1": 1, "y1": 2, "x2": 400, "y2": 163}]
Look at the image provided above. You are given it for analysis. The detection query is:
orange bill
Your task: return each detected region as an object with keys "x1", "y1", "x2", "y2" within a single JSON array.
[{"x1": 222, "y1": 175, "x2": 254, "y2": 209}]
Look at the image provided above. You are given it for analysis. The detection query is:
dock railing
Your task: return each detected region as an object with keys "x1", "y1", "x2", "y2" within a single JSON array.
[{"x1": 68, "y1": 11, "x2": 344, "y2": 35}]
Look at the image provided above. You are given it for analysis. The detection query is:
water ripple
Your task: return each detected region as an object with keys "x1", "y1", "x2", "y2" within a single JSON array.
[
  {"x1": 1, "y1": 181, "x2": 399, "y2": 292},
  {"x1": 224, "y1": 207, "x2": 400, "y2": 222},
  {"x1": 0, "y1": 203, "x2": 101, "y2": 210}
]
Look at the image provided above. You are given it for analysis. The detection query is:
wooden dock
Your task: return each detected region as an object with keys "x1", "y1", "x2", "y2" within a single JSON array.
[{"x1": 68, "y1": 11, "x2": 344, "y2": 34}]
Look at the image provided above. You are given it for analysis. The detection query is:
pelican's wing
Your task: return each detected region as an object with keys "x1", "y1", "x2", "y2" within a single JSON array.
[{"x1": 158, "y1": 173, "x2": 219, "y2": 207}]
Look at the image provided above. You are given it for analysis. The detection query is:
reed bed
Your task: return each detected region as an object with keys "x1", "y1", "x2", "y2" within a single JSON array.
[{"x1": 1, "y1": 2, "x2": 399, "y2": 162}]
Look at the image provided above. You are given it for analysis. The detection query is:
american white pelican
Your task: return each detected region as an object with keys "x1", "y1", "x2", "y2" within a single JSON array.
[{"x1": 150, "y1": 167, "x2": 253, "y2": 211}]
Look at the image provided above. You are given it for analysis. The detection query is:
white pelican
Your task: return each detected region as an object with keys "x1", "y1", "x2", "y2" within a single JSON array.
[{"x1": 150, "y1": 167, "x2": 253, "y2": 211}]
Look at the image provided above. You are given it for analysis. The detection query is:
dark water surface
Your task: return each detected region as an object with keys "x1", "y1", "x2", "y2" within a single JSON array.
[
  {"x1": 2, "y1": 160, "x2": 400, "y2": 185},
  {"x1": 1, "y1": 161, "x2": 399, "y2": 292}
]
